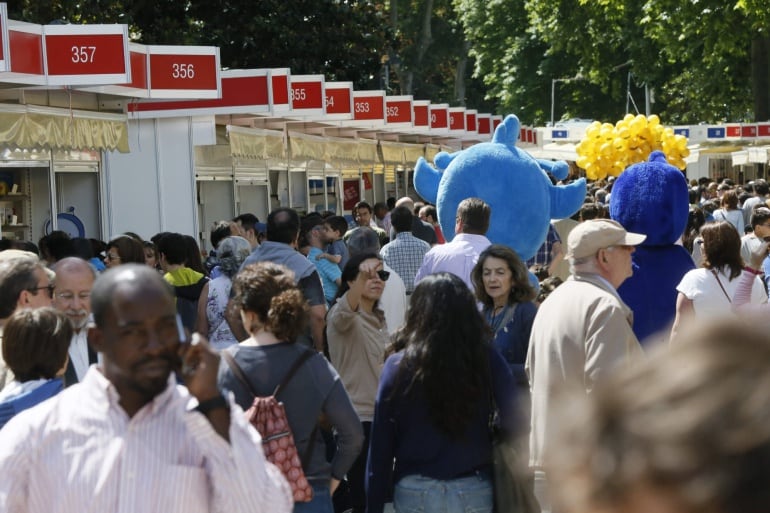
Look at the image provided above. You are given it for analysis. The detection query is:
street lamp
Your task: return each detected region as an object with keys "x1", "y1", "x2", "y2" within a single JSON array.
[{"x1": 550, "y1": 74, "x2": 584, "y2": 127}]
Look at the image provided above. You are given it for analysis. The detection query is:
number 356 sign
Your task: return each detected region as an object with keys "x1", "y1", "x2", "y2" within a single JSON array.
[{"x1": 43, "y1": 24, "x2": 131, "y2": 85}]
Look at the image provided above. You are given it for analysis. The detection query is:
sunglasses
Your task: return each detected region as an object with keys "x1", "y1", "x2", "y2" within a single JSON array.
[
  {"x1": 361, "y1": 269, "x2": 390, "y2": 281},
  {"x1": 29, "y1": 284, "x2": 55, "y2": 298}
]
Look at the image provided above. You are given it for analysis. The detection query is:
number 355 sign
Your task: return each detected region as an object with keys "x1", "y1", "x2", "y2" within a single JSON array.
[{"x1": 44, "y1": 24, "x2": 131, "y2": 85}]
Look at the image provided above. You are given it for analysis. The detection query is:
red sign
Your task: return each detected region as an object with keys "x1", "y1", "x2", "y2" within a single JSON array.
[
  {"x1": 1, "y1": 20, "x2": 44, "y2": 82},
  {"x1": 325, "y1": 83, "x2": 352, "y2": 116},
  {"x1": 742, "y1": 125, "x2": 757, "y2": 138},
  {"x1": 413, "y1": 102, "x2": 429, "y2": 127},
  {"x1": 386, "y1": 96, "x2": 412, "y2": 124},
  {"x1": 148, "y1": 47, "x2": 219, "y2": 97},
  {"x1": 290, "y1": 75, "x2": 324, "y2": 111},
  {"x1": 271, "y1": 69, "x2": 290, "y2": 111},
  {"x1": 128, "y1": 47, "x2": 147, "y2": 89},
  {"x1": 343, "y1": 179, "x2": 361, "y2": 211},
  {"x1": 430, "y1": 105, "x2": 448, "y2": 129},
  {"x1": 44, "y1": 25, "x2": 129, "y2": 85},
  {"x1": 353, "y1": 92, "x2": 385, "y2": 122},
  {"x1": 448, "y1": 109, "x2": 465, "y2": 131},
  {"x1": 128, "y1": 70, "x2": 270, "y2": 118},
  {"x1": 477, "y1": 115, "x2": 491, "y2": 135},
  {"x1": 466, "y1": 111, "x2": 477, "y2": 132},
  {"x1": 759, "y1": 124, "x2": 770, "y2": 137},
  {"x1": 726, "y1": 125, "x2": 741, "y2": 137},
  {"x1": 492, "y1": 116, "x2": 502, "y2": 130}
]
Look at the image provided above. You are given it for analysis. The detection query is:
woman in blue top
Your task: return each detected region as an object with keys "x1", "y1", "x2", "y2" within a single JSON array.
[
  {"x1": 471, "y1": 244, "x2": 538, "y2": 393},
  {"x1": 366, "y1": 272, "x2": 517, "y2": 513},
  {"x1": 0, "y1": 307, "x2": 72, "y2": 429}
]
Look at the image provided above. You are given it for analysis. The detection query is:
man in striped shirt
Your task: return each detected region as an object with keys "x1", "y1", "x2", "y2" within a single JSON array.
[{"x1": 0, "y1": 264, "x2": 292, "y2": 513}]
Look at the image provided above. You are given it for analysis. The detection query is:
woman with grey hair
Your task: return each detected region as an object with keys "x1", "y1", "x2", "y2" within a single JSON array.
[{"x1": 196, "y1": 236, "x2": 252, "y2": 350}]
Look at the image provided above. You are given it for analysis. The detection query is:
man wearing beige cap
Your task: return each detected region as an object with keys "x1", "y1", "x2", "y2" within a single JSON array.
[{"x1": 525, "y1": 219, "x2": 646, "y2": 510}]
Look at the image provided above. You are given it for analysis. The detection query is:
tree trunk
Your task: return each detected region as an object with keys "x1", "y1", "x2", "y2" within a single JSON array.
[
  {"x1": 751, "y1": 36, "x2": 770, "y2": 121},
  {"x1": 408, "y1": 0, "x2": 434, "y2": 95},
  {"x1": 454, "y1": 40, "x2": 471, "y2": 106}
]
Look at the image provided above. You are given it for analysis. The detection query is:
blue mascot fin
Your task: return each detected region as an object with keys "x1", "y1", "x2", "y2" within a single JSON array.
[
  {"x1": 492, "y1": 115, "x2": 521, "y2": 146},
  {"x1": 413, "y1": 157, "x2": 441, "y2": 205},
  {"x1": 549, "y1": 178, "x2": 587, "y2": 220},
  {"x1": 537, "y1": 159, "x2": 569, "y2": 180}
]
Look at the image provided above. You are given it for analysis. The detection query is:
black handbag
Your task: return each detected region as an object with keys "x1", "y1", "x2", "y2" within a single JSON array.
[{"x1": 488, "y1": 389, "x2": 540, "y2": 513}]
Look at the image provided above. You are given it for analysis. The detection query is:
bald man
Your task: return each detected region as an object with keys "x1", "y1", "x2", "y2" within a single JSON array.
[
  {"x1": 0, "y1": 264, "x2": 292, "y2": 513},
  {"x1": 52, "y1": 257, "x2": 98, "y2": 386}
]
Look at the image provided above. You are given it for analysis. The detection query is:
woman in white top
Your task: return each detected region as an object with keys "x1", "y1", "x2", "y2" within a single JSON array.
[
  {"x1": 671, "y1": 221, "x2": 766, "y2": 340},
  {"x1": 196, "y1": 236, "x2": 251, "y2": 350},
  {"x1": 712, "y1": 190, "x2": 745, "y2": 235}
]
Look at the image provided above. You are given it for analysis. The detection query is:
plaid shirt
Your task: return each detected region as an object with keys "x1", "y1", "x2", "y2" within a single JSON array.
[
  {"x1": 526, "y1": 223, "x2": 561, "y2": 268},
  {"x1": 380, "y1": 232, "x2": 430, "y2": 294}
]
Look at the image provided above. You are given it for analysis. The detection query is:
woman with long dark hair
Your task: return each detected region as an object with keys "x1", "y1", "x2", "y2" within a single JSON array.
[{"x1": 366, "y1": 273, "x2": 517, "y2": 513}]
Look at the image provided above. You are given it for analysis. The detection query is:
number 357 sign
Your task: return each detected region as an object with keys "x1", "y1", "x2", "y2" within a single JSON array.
[{"x1": 43, "y1": 24, "x2": 131, "y2": 85}]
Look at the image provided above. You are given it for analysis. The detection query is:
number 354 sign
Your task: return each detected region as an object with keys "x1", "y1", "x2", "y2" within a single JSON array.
[{"x1": 44, "y1": 24, "x2": 131, "y2": 85}]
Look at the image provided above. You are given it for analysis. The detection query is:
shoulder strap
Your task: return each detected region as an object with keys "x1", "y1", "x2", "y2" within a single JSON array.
[
  {"x1": 221, "y1": 350, "x2": 258, "y2": 398},
  {"x1": 274, "y1": 349, "x2": 315, "y2": 397},
  {"x1": 711, "y1": 269, "x2": 732, "y2": 303}
]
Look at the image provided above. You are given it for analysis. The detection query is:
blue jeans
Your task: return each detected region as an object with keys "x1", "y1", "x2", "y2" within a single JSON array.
[
  {"x1": 293, "y1": 481, "x2": 334, "y2": 513},
  {"x1": 393, "y1": 473, "x2": 493, "y2": 513}
]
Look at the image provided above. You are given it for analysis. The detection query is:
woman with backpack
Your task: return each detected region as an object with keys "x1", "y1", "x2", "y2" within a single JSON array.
[{"x1": 217, "y1": 262, "x2": 363, "y2": 513}]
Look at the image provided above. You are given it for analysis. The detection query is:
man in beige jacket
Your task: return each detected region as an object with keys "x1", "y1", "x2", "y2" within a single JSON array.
[{"x1": 526, "y1": 219, "x2": 646, "y2": 510}]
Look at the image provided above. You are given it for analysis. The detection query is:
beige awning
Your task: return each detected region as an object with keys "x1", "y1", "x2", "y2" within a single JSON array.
[
  {"x1": 0, "y1": 104, "x2": 129, "y2": 153},
  {"x1": 227, "y1": 126, "x2": 286, "y2": 160}
]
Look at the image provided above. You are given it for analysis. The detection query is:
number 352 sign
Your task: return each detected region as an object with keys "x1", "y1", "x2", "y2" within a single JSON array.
[{"x1": 44, "y1": 24, "x2": 131, "y2": 85}]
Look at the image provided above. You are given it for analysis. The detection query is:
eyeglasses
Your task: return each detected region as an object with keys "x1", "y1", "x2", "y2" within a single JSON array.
[
  {"x1": 55, "y1": 291, "x2": 92, "y2": 302},
  {"x1": 104, "y1": 253, "x2": 121, "y2": 262},
  {"x1": 29, "y1": 284, "x2": 55, "y2": 298}
]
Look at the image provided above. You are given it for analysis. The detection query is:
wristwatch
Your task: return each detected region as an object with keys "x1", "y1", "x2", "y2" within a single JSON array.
[{"x1": 195, "y1": 394, "x2": 230, "y2": 415}]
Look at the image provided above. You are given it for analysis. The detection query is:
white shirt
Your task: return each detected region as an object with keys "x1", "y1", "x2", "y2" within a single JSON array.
[
  {"x1": 380, "y1": 262, "x2": 407, "y2": 334},
  {"x1": 68, "y1": 330, "x2": 91, "y2": 382},
  {"x1": 677, "y1": 267, "x2": 767, "y2": 319},
  {"x1": 0, "y1": 367, "x2": 292, "y2": 513}
]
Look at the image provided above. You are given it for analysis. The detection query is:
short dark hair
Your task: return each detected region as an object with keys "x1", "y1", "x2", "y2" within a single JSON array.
[
  {"x1": 354, "y1": 201, "x2": 372, "y2": 214},
  {"x1": 0, "y1": 258, "x2": 41, "y2": 319},
  {"x1": 391, "y1": 206, "x2": 413, "y2": 233},
  {"x1": 155, "y1": 232, "x2": 187, "y2": 265},
  {"x1": 46, "y1": 231, "x2": 76, "y2": 262},
  {"x1": 233, "y1": 213, "x2": 259, "y2": 233},
  {"x1": 373, "y1": 202, "x2": 388, "y2": 215},
  {"x1": 457, "y1": 198, "x2": 490, "y2": 235},
  {"x1": 266, "y1": 208, "x2": 300, "y2": 244},
  {"x1": 580, "y1": 203, "x2": 602, "y2": 221},
  {"x1": 233, "y1": 262, "x2": 307, "y2": 342},
  {"x1": 750, "y1": 207, "x2": 770, "y2": 229},
  {"x1": 421, "y1": 205, "x2": 438, "y2": 223},
  {"x1": 2, "y1": 307, "x2": 72, "y2": 382},
  {"x1": 210, "y1": 221, "x2": 234, "y2": 249},
  {"x1": 472, "y1": 244, "x2": 536, "y2": 307},
  {"x1": 755, "y1": 180, "x2": 769, "y2": 196},
  {"x1": 387, "y1": 197, "x2": 396, "y2": 210},
  {"x1": 108, "y1": 235, "x2": 146, "y2": 265},
  {"x1": 182, "y1": 235, "x2": 206, "y2": 275},
  {"x1": 324, "y1": 216, "x2": 348, "y2": 237}
]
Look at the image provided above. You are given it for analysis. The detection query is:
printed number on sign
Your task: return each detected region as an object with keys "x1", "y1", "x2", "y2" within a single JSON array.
[
  {"x1": 325, "y1": 96, "x2": 335, "y2": 108},
  {"x1": 71, "y1": 46, "x2": 96, "y2": 63},
  {"x1": 387, "y1": 106, "x2": 399, "y2": 118},
  {"x1": 172, "y1": 64, "x2": 195, "y2": 79},
  {"x1": 355, "y1": 102, "x2": 370, "y2": 114},
  {"x1": 291, "y1": 88, "x2": 307, "y2": 102},
  {"x1": 430, "y1": 113, "x2": 437, "y2": 124}
]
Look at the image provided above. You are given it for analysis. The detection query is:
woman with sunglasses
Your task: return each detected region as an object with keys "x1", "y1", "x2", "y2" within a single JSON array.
[
  {"x1": 326, "y1": 252, "x2": 390, "y2": 513},
  {"x1": 103, "y1": 235, "x2": 145, "y2": 269}
]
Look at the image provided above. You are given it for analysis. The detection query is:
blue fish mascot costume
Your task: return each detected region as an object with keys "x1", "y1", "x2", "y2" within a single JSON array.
[
  {"x1": 610, "y1": 151, "x2": 694, "y2": 345},
  {"x1": 413, "y1": 114, "x2": 586, "y2": 285}
]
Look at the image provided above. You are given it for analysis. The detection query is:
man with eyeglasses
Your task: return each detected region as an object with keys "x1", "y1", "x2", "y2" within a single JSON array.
[
  {"x1": 740, "y1": 207, "x2": 770, "y2": 274},
  {"x1": 0, "y1": 251, "x2": 55, "y2": 390},
  {"x1": 526, "y1": 219, "x2": 646, "y2": 512},
  {"x1": 52, "y1": 257, "x2": 98, "y2": 386}
]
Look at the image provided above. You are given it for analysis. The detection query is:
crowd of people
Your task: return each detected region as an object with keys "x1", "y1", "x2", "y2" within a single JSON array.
[{"x1": 1, "y1": 179, "x2": 770, "y2": 513}]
